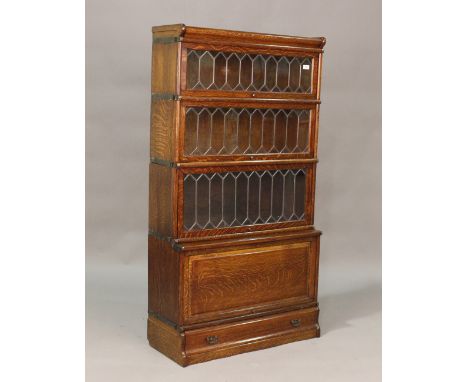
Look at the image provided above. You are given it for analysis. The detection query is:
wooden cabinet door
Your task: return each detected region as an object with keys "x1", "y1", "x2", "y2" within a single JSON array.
[{"x1": 182, "y1": 239, "x2": 319, "y2": 324}]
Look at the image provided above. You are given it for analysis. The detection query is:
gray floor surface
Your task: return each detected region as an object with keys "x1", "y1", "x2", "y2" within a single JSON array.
[{"x1": 86, "y1": 263, "x2": 381, "y2": 381}]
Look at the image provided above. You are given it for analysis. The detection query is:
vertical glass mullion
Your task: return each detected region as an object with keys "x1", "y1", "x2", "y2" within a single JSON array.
[
  {"x1": 221, "y1": 174, "x2": 225, "y2": 227},
  {"x1": 292, "y1": 170, "x2": 297, "y2": 218},
  {"x1": 258, "y1": 172, "x2": 262, "y2": 223},
  {"x1": 270, "y1": 171, "x2": 274, "y2": 222},
  {"x1": 281, "y1": 171, "x2": 286, "y2": 221},
  {"x1": 234, "y1": 173, "x2": 238, "y2": 225},
  {"x1": 194, "y1": 175, "x2": 198, "y2": 229}
]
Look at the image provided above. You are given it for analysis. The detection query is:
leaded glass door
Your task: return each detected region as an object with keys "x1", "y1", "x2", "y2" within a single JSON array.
[
  {"x1": 180, "y1": 100, "x2": 318, "y2": 162},
  {"x1": 181, "y1": 44, "x2": 321, "y2": 100},
  {"x1": 178, "y1": 165, "x2": 314, "y2": 237}
]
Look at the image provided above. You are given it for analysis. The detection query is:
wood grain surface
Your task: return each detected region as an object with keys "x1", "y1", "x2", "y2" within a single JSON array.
[
  {"x1": 185, "y1": 243, "x2": 313, "y2": 319},
  {"x1": 148, "y1": 24, "x2": 325, "y2": 366},
  {"x1": 147, "y1": 307, "x2": 320, "y2": 367}
]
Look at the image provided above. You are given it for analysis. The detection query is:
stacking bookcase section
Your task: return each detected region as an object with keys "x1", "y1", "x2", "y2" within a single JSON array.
[
  {"x1": 179, "y1": 164, "x2": 315, "y2": 237},
  {"x1": 148, "y1": 24, "x2": 326, "y2": 366},
  {"x1": 180, "y1": 99, "x2": 319, "y2": 162},
  {"x1": 148, "y1": 163, "x2": 316, "y2": 239}
]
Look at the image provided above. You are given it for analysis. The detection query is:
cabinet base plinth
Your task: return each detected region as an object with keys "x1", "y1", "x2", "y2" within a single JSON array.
[{"x1": 147, "y1": 307, "x2": 320, "y2": 367}]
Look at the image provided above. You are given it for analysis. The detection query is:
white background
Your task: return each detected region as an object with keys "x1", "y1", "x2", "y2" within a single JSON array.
[
  {"x1": 0, "y1": 0, "x2": 467, "y2": 381},
  {"x1": 85, "y1": 0, "x2": 381, "y2": 379}
]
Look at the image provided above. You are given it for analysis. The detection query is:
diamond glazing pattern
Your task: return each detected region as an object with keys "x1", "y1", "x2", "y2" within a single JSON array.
[
  {"x1": 183, "y1": 169, "x2": 306, "y2": 231},
  {"x1": 184, "y1": 107, "x2": 311, "y2": 156},
  {"x1": 186, "y1": 50, "x2": 313, "y2": 93}
]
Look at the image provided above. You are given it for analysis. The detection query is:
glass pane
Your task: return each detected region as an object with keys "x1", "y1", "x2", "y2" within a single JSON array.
[
  {"x1": 274, "y1": 111, "x2": 287, "y2": 152},
  {"x1": 183, "y1": 169, "x2": 307, "y2": 231},
  {"x1": 184, "y1": 107, "x2": 311, "y2": 156},
  {"x1": 300, "y1": 58, "x2": 312, "y2": 91},
  {"x1": 297, "y1": 110, "x2": 310, "y2": 152},
  {"x1": 210, "y1": 174, "x2": 223, "y2": 227},
  {"x1": 183, "y1": 174, "x2": 196, "y2": 230},
  {"x1": 289, "y1": 58, "x2": 301, "y2": 91},
  {"x1": 276, "y1": 57, "x2": 289, "y2": 90},
  {"x1": 184, "y1": 109, "x2": 198, "y2": 155},
  {"x1": 197, "y1": 109, "x2": 211, "y2": 154},
  {"x1": 196, "y1": 175, "x2": 210, "y2": 228},
  {"x1": 186, "y1": 49, "x2": 313, "y2": 93},
  {"x1": 211, "y1": 109, "x2": 224, "y2": 154},
  {"x1": 226, "y1": 53, "x2": 240, "y2": 90},
  {"x1": 214, "y1": 53, "x2": 227, "y2": 88},
  {"x1": 186, "y1": 51, "x2": 199, "y2": 89},
  {"x1": 286, "y1": 112, "x2": 299, "y2": 151}
]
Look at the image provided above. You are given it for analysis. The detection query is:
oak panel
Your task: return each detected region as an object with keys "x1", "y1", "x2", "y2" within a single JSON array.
[
  {"x1": 148, "y1": 236, "x2": 180, "y2": 323},
  {"x1": 147, "y1": 315, "x2": 186, "y2": 366},
  {"x1": 150, "y1": 100, "x2": 177, "y2": 161},
  {"x1": 185, "y1": 307, "x2": 319, "y2": 355},
  {"x1": 148, "y1": 164, "x2": 176, "y2": 237},
  {"x1": 151, "y1": 42, "x2": 179, "y2": 94},
  {"x1": 184, "y1": 242, "x2": 316, "y2": 323}
]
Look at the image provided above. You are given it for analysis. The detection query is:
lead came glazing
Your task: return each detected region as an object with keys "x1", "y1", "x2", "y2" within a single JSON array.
[
  {"x1": 183, "y1": 169, "x2": 306, "y2": 231},
  {"x1": 186, "y1": 50, "x2": 313, "y2": 93},
  {"x1": 184, "y1": 107, "x2": 311, "y2": 156}
]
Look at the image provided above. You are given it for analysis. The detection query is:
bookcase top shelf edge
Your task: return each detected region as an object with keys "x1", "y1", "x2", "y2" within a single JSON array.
[{"x1": 152, "y1": 24, "x2": 326, "y2": 49}]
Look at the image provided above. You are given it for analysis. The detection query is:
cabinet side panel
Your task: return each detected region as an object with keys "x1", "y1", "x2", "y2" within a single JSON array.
[
  {"x1": 150, "y1": 100, "x2": 176, "y2": 161},
  {"x1": 151, "y1": 42, "x2": 179, "y2": 94},
  {"x1": 149, "y1": 164, "x2": 175, "y2": 237},
  {"x1": 148, "y1": 235, "x2": 180, "y2": 323}
]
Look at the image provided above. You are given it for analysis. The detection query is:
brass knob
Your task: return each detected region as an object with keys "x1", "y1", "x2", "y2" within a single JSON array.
[
  {"x1": 290, "y1": 319, "x2": 301, "y2": 328},
  {"x1": 206, "y1": 335, "x2": 218, "y2": 345}
]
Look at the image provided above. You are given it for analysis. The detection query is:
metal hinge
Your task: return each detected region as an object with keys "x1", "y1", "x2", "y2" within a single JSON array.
[
  {"x1": 150, "y1": 157, "x2": 177, "y2": 168},
  {"x1": 151, "y1": 93, "x2": 180, "y2": 101},
  {"x1": 148, "y1": 312, "x2": 180, "y2": 330},
  {"x1": 148, "y1": 230, "x2": 182, "y2": 252},
  {"x1": 152, "y1": 36, "x2": 181, "y2": 44}
]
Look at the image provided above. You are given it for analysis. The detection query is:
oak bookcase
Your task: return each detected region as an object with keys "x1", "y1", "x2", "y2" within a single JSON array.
[{"x1": 148, "y1": 24, "x2": 326, "y2": 366}]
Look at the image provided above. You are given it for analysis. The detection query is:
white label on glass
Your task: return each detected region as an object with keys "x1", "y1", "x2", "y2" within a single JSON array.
[{"x1": 302, "y1": 64, "x2": 310, "y2": 70}]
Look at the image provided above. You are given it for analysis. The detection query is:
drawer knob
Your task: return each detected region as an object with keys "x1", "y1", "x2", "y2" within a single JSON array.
[
  {"x1": 206, "y1": 335, "x2": 219, "y2": 345},
  {"x1": 290, "y1": 319, "x2": 301, "y2": 328}
]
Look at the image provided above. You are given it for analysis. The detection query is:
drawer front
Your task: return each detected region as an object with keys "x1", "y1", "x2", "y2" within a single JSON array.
[
  {"x1": 183, "y1": 240, "x2": 318, "y2": 323},
  {"x1": 185, "y1": 307, "x2": 319, "y2": 355}
]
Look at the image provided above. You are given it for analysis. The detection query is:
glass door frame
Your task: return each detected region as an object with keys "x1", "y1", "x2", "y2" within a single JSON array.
[
  {"x1": 178, "y1": 98, "x2": 319, "y2": 163},
  {"x1": 176, "y1": 162, "x2": 316, "y2": 238},
  {"x1": 179, "y1": 43, "x2": 322, "y2": 101}
]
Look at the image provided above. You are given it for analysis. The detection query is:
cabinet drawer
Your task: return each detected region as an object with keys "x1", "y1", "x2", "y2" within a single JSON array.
[
  {"x1": 183, "y1": 240, "x2": 319, "y2": 323},
  {"x1": 185, "y1": 307, "x2": 319, "y2": 355}
]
